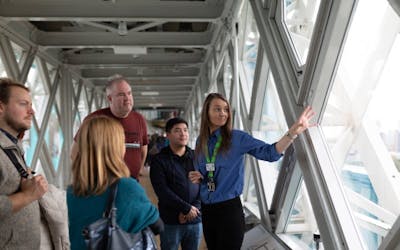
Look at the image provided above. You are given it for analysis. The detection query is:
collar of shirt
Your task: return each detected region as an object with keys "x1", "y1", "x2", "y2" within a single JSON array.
[
  {"x1": 210, "y1": 128, "x2": 221, "y2": 138},
  {"x1": 0, "y1": 128, "x2": 18, "y2": 144},
  {"x1": 207, "y1": 128, "x2": 222, "y2": 156}
]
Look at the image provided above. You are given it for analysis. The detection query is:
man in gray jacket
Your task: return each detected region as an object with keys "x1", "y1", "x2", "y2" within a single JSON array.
[{"x1": 0, "y1": 78, "x2": 48, "y2": 249}]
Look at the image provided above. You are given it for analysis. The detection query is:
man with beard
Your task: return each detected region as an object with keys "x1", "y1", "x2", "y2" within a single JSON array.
[
  {"x1": 71, "y1": 74, "x2": 148, "y2": 180},
  {"x1": 0, "y1": 78, "x2": 48, "y2": 249}
]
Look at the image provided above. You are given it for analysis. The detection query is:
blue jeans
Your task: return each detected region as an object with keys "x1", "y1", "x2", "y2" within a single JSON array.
[{"x1": 160, "y1": 223, "x2": 202, "y2": 250}]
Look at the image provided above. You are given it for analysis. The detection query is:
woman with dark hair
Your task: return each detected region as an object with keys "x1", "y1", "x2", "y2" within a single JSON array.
[
  {"x1": 189, "y1": 93, "x2": 315, "y2": 250},
  {"x1": 67, "y1": 115, "x2": 162, "y2": 250}
]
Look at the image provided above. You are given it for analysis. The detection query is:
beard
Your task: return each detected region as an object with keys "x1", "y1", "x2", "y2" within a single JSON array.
[{"x1": 4, "y1": 112, "x2": 31, "y2": 134}]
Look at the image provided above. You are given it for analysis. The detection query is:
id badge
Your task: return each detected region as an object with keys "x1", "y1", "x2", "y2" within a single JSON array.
[
  {"x1": 207, "y1": 181, "x2": 216, "y2": 192},
  {"x1": 206, "y1": 163, "x2": 215, "y2": 171}
]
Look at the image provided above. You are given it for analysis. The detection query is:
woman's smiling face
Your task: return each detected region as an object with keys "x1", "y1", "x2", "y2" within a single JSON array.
[{"x1": 208, "y1": 97, "x2": 229, "y2": 133}]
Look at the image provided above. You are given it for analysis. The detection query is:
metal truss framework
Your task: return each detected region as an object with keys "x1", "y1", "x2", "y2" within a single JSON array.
[{"x1": 1, "y1": 0, "x2": 400, "y2": 249}]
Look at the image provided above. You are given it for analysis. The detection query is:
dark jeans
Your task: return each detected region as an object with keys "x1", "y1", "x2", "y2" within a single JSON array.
[
  {"x1": 160, "y1": 223, "x2": 202, "y2": 250},
  {"x1": 201, "y1": 197, "x2": 245, "y2": 250}
]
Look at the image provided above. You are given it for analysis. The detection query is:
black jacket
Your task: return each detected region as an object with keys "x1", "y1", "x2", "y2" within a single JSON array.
[{"x1": 149, "y1": 146, "x2": 201, "y2": 225}]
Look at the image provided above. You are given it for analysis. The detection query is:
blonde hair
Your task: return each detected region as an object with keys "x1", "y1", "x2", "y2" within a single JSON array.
[{"x1": 71, "y1": 115, "x2": 130, "y2": 196}]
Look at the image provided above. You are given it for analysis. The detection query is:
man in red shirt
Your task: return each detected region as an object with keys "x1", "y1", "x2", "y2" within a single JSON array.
[{"x1": 71, "y1": 75, "x2": 148, "y2": 180}]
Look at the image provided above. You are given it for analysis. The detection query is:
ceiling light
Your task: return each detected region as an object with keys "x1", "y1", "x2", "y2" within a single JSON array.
[
  {"x1": 149, "y1": 103, "x2": 163, "y2": 108},
  {"x1": 141, "y1": 91, "x2": 159, "y2": 96},
  {"x1": 114, "y1": 46, "x2": 147, "y2": 54}
]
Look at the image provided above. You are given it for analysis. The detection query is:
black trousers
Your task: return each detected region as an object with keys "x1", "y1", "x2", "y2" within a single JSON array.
[{"x1": 201, "y1": 196, "x2": 245, "y2": 250}]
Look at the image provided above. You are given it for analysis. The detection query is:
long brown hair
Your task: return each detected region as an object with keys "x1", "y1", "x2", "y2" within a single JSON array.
[
  {"x1": 195, "y1": 93, "x2": 232, "y2": 156},
  {"x1": 71, "y1": 115, "x2": 130, "y2": 196}
]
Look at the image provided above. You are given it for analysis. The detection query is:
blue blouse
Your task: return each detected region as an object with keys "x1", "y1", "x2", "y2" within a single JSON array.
[
  {"x1": 67, "y1": 177, "x2": 159, "y2": 250},
  {"x1": 195, "y1": 129, "x2": 282, "y2": 204}
]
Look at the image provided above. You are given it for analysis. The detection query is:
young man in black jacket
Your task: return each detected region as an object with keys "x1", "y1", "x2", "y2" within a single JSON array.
[{"x1": 150, "y1": 117, "x2": 202, "y2": 250}]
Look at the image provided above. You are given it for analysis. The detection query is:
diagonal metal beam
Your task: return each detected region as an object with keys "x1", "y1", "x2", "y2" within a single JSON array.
[{"x1": 130, "y1": 21, "x2": 166, "y2": 32}]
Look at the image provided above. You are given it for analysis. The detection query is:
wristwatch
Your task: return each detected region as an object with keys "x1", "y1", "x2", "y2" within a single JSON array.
[{"x1": 286, "y1": 131, "x2": 298, "y2": 140}]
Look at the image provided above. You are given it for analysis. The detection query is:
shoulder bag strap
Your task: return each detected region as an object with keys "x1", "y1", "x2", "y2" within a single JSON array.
[
  {"x1": 1, "y1": 147, "x2": 30, "y2": 179},
  {"x1": 105, "y1": 179, "x2": 119, "y2": 217}
]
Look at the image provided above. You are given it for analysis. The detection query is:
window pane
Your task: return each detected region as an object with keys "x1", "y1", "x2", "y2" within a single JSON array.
[
  {"x1": 73, "y1": 114, "x2": 81, "y2": 136},
  {"x1": 283, "y1": 0, "x2": 321, "y2": 64},
  {"x1": 78, "y1": 85, "x2": 89, "y2": 121},
  {"x1": 26, "y1": 59, "x2": 49, "y2": 127},
  {"x1": 11, "y1": 41, "x2": 23, "y2": 65},
  {"x1": 244, "y1": 167, "x2": 261, "y2": 218},
  {"x1": 44, "y1": 106, "x2": 64, "y2": 171},
  {"x1": 223, "y1": 55, "x2": 233, "y2": 99},
  {"x1": 22, "y1": 127, "x2": 38, "y2": 167},
  {"x1": 73, "y1": 79, "x2": 79, "y2": 100},
  {"x1": 321, "y1": 2, "x2": 400, "y2": 248},
  {"x1": 278, "y1": 180, "x2": 322, "y2": 250},
  {"x1": 46, "y1": 62, "x2": 57, "y2": 85},
  {"x1": 91, "y1": 98, "x2": 96, "y2": 113},
  {"x1": 255, "y1": 72, "x2": 288, "y2": 205},
  {"x1": 239, "y1": 1, "x2": 260, "y2": 112}
]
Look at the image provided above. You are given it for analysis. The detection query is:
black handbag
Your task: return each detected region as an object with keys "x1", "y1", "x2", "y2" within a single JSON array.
[{"x1": 82, "y1": 180, "x2": 158, "y2": 250}]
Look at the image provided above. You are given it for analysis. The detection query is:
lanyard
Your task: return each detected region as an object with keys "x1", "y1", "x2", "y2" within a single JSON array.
[
  {"x1": 205, "y1": 135, "x2": 222, "y2": 179},
  {"x1": 205, "y1": 134, "x2": 222, "y2": 164}
]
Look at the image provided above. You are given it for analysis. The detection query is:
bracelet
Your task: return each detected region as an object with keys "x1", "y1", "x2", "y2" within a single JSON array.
[{"x1": 286, "y1": 131, "x2": 298, "y2": 140}]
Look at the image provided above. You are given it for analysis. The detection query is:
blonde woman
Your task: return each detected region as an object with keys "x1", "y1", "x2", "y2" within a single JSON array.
[{"x1": 67, "y1": 116, "x2": 162, "y2": 250}]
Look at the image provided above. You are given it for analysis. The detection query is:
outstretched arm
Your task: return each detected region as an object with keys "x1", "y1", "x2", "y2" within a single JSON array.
[{"x1": 275, "y1": 106, "x2": 315, "y2": 154}]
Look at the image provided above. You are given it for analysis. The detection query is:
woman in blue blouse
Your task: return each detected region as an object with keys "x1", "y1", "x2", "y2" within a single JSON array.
[
  {"x1": 67, "y1": 116, "x2": 163, "y2": 250},
  {"x1": 189, "y1": 93, "x2": 315, "y2": 250}
]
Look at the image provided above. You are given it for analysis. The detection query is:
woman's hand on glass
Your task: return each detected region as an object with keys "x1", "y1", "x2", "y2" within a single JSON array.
[{"x1": 289, "y1": 106, "x2": 316, "y2": 136}]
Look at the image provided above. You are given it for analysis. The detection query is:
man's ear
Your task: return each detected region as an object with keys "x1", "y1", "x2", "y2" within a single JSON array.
[{"x1": 107, "y1": 95, "x2": 112, "y2": 102}]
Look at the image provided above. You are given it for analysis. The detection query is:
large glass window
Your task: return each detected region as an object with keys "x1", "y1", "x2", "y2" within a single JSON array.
[
  {"x1": 22, "y1": 127, "x2": 38, "y2": 167},
  {"x1": 73, "y1": 114, "x2": 81, "y2": 137},
  {"x1": 278, "y1": 180, "x2": 321, "y2": 250},
  {"x1": 238, "y1": 1, "x2": 260, "y2": 112},
  {"x1": 244, "y1": 167, "x2": 260, "y2": 218},
  {"x1": 78, "y1": 85, "x2": 89, "y2": 122},
  {"x1": 73, "y1": 79, "x2": 79, "y2": 100},
  {"x1": 44, "y1": 106, "x2": 64, "y2": 171},
  {"x1": 255, "y1": 72, "x2": 288, "y2": 206},
  {"x1": 321, "y1": 2, "x2": 400, "y2": 249},
  {"x1": 26, "y1": 59, "x2": 50, "y2": 127},
  {"x1": 46, "y1": 62, "x2": 57, "y2": 85},
  {"x1": 223, "y1": 55, "x2": 233, "y2": 99},
  {"x1": 280, "y1": 0, "x2": 321, "y2": 65},
  {"x1": 11, "y1": 41, "x2": 23, "y2": 66}
]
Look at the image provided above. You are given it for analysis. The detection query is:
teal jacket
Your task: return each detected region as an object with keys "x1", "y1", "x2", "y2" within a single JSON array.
[{"x1": 67, "y1": 177, "x2": 159, "y2": 250}]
